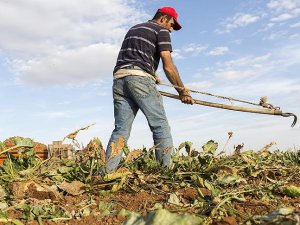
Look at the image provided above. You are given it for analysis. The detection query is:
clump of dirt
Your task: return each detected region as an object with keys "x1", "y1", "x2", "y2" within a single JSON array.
[
  {"x1": 26, "y1": 183, "x2": 56, "y2": 200},
  {"x1": 213, "y1": 216, "x2": 236, "y2": 225},
  {"x1": 178, "y1": 186, "x2": 198, "y2": 201},
  {"x1": 39, "y1": 215, "x2": 126, "y2": 225},
  {"x1": 233, "y1": 197, "x2": 277, "y2": 216},
  {"x1": 11, "y1": 181, "x2": 57, "y2": 200},
  {"x1": 281, "y1": 196, "x2": 300, "y2": 213},
  {"x1": 99, "y1": 190, "x2": 165, "y2": 213}
]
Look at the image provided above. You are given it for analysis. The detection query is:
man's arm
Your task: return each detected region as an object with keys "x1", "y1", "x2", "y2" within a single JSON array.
[{"x1": 160, "y1": 50, "x2": 194, "y2": 104}]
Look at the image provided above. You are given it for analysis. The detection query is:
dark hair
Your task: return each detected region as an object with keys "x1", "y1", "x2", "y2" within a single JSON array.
[{"x1": 152, "y1": 11, "x2": 172, "y2": 22}]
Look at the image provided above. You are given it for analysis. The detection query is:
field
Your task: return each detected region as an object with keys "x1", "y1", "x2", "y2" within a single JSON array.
[{"x1": 0, "y1": 136, "x2": 299, "y2": 225}]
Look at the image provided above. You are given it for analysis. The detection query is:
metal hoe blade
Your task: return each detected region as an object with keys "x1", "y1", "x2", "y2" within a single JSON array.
[{"x1": 281, "y1": 113, "x2": 297, "y2": 127}]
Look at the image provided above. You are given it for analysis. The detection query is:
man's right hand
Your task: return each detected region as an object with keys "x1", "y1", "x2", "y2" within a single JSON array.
[{"x1": 179, "y1": 90, "x2": 194, "y2": 105}]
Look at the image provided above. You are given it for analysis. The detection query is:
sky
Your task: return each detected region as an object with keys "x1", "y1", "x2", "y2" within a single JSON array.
[{"x1": 1, "y1": 0, "x2": 300, "y2": 153}]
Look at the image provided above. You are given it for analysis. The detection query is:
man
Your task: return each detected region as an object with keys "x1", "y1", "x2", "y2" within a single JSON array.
[{"x1": 104, "y1": 6, "x2": 194, "y2": 173}]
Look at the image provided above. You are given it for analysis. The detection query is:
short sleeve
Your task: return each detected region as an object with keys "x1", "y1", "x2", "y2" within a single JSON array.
[{"x1": 157, "y1": 29, "x2": 172, "y2": 52}]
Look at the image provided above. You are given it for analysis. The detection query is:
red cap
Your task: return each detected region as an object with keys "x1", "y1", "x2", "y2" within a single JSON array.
[{"x1": 158, "y1": 6, "x2": 182, "y2": 30}]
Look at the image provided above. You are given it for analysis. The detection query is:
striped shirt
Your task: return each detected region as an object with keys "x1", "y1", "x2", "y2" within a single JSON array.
[{"x1": 113, "y1": 20, "x2": 172, "y2": 76}]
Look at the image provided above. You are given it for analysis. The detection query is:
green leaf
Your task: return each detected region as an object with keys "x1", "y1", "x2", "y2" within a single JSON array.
[
  {"x1": 123, "y1": 145, "x2": 130, "y2": 156},
  {"x1": 57, "y1": 166, "x2": 73, "y2": 174},
  {"x1": 217, "y1": 174, "x2": 245, "y2": 186},
  {"x1": 178, "y1": 141, "x2": 193, "y2": 155},
  {"x1": 202, "y1": 140, "x2": 218, "y2": 155},
  {"x1": 123, "y1": 209, "x2": 204, "y2": 225},
  {"x1": 14, "y1": 137, "x2": 34, "y2": 148},
  {"x1": 111, "y1": 176, "x2": 127, "y2": 192},
  {"x1": 283, "y1": 185, "x2": 300, "y2": 198},
  {"x1": 103, "y1": 171, "x2": 131, "y2": 181},
  {"x1": 98, "y1": 190, "x2": 112, "y2": 196}
]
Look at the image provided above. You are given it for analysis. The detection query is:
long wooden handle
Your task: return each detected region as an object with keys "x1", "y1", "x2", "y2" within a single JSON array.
[{"x1": 159, "y1": 91, "x2": 282, "y2": 116}]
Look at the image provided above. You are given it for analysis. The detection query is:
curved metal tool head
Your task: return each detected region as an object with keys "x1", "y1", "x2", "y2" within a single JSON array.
[
  {"x1": 291, "y1": 114, "x2": 297, "y2": 127},
  {"x1": 281, "y1": 112, "x2": 297, "y2": 127}
]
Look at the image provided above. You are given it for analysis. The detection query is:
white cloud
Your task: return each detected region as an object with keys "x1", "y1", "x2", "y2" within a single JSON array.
[
  {"x1": 218, "y1": 13, "x2": 260, "y2": 33},
  {"x1": 208, "y1": 46, "x2": 229, "y2": 56},
  {"x1": 36, "y1": 111, "x2": 72, "y2": 119},
  {"x1": 289, "y1": 33, "x2": 300, "y2": 39},
  {"x1": 265, "y1": 30, "x2": 289, "y2": 40},
  {"x1": 183, "y1": 43, "x2": 208, "y2": 56},
  {"x1": 214, "y1": 53, "x2": 274, "y2": 80},
  {"x1": 271, "y1": 13, "x2": 295, "y2": 21},
  {"x1": 267, "y1": 0, "x2": 300, "y2": 22},
  {"x1": 248, "y1": 79, "x2": 300, "y2": 94},
  {"x1": 222, "y1": 53, "x2": 272, "y2": 68},
  {"x1": 185, "y1": 81, "x2": 214, "y2": 90},
  {"x1": 212, "y1": 44, "x2": 300, "y2": 82},
  {"x1": 275, "y1": 44, "x2": 300, "y2": 66},
  {"x1": 173, "y1": 43, "x2": 208, "y2": 59},
  {"x1": 290, "y1": 21, "x2": 300, "y2": 27},
  {"x1": 58, "y1": 101, "x2": 72, "y2": 105},
  {"x1": 0, "y1": 0, "x2": 148, "y2": 85},
  {"x1": 215, "y1": 69, "x2": 255, "y2": 80},
  {"x1": 267, "y1": 0, "x2": 299, "y2": 11},
  {"x1": 14, "y1": 43, "x2": 119, "y2": 85},
  {"x1": 172, "y1": 49, "x2": 185, "y2": 60}
]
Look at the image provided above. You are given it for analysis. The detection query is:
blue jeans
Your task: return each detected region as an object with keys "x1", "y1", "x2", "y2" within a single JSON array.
[{"x1": 104, "y1": 76, "x2": 173, "y2": 173}]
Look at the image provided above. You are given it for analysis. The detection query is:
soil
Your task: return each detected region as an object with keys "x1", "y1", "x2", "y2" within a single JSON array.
[
  {"x1": 1, "y1": 184, "x2": 299, "y2": 225},
  {"x1": 99, "y1": 190, "x2": 166, "y2": 212},
  {"x1": 26, "y1": 183, "x2": 57, "y2": 201},
  {"x1": 1, "y1": 137, "x2": 299, "y2": 225}
]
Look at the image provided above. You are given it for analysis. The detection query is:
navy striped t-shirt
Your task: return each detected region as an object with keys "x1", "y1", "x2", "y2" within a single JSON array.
[{"x1": 113, "y1": 20, "x2": 172, "y2": 76}]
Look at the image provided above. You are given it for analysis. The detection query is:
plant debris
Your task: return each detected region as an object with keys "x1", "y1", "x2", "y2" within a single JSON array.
[{"x1": 0, "y1": 136, "x2": 299, "y2": 225}]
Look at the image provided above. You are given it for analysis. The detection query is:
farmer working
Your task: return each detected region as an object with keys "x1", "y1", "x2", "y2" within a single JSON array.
[{"x1": 103, "y1": 6, "x2": 194, "y2": 173}]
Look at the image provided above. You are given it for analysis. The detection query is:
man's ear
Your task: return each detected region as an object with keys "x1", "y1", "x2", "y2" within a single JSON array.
[{"x1": 159, "y1": 15, "x2": 167, "y2": 23}]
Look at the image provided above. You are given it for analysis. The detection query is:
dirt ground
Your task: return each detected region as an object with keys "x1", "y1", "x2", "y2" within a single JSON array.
[
  {"x1": 2, "y1": 185, "x2": 299, "y2": 225},
  {"x1": 1, "y1": 137, "x2": 299, "y2": 225}
]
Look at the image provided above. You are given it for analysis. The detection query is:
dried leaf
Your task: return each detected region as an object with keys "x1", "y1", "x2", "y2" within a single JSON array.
[
  {"x1": 168, "y1": 193, "x2": 182, "y2": 206},
  {"x1": 0, "y1": 219, "x2": 24, "y2": 225},
  {"x1": 108, "y1": 137, "x2": 125, "y2": 160},
  {"x1": 57, "y1": 181, "x2": 85, "y2": 196},
  {"x1": 125, "y1": 149, "x2": 143, "y2": 163},
  {"x1": 77, "y1": 137, "x2": 105, "y2": 165},
  {"x1": 217, "y1": 165, "x2": 238, "y2": 176},
  {"x1": 0, "y1": 185, "x2": 6, "y2": 199},
  {"x1": 63, "y1": 123, "x2": 95, "y2": 141}
]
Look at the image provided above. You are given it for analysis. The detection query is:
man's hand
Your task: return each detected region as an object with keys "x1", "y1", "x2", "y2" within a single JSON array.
[{"x1": 179, "y1": 90, "x2": 194, "y2": 105}]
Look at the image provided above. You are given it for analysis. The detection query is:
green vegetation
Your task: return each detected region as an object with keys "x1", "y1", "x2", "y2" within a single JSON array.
[{"x1": 0, "y1": 137, "x2": 299, "y2": 225}]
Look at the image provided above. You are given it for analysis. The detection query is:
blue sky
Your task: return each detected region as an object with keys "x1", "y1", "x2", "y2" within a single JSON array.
[{"x1": 1, "y1": 0, "x2": 299, "y2": 152}]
